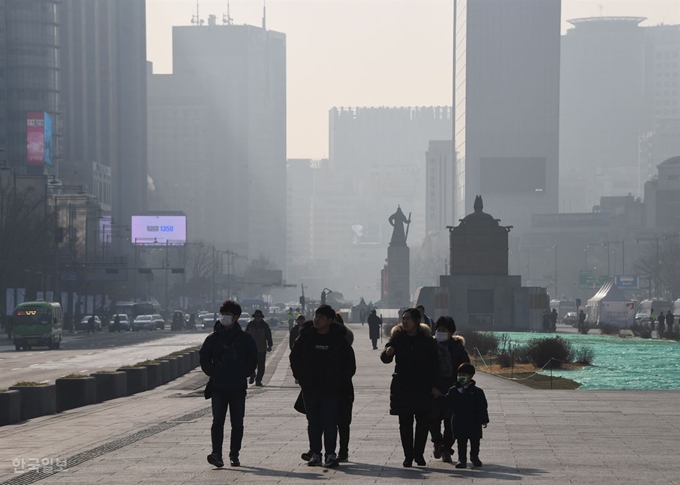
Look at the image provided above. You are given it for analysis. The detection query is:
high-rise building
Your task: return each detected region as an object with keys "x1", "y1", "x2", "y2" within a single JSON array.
[
  {"x1": 329, "y1": 106, "x2": 452, "y2": 246},
  {"x1": 286, "y1": 159, "x2": 315, "y2": 265},
  {"x1": 59, "y1": 0, "x2": 148, "y2": 225},
  {"x1": 453, "y1": 0, "x2": 561, "y2": 233},
  {"x1": 560, "y1": 18, "x2": 679, "y2": 212},
  {"x1": 425, "y1": 140, "x2": 455, "y2": 235},
  {"x1": 0, "y1": 0, "x2": 60, "y2": 174},
  {"x1": 148, "y1": 16, "x2": 286, "y2": 268}
]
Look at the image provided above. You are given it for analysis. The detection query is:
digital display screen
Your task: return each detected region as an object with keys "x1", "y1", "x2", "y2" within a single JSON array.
[{"x1": 131, "y1": 215, "x2": 187, "y2": 245}]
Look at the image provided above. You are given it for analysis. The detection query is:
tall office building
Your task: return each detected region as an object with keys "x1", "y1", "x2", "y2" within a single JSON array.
[
  {"x1": 59, "y1": 0, "x2": 148, "y2": 224},
  {"x1": 0, "y1": 0, "x2": 60, "y2": 174},
  {"x1": 453, "y1": 0, "x2": 561, "y2": 233},
  {"x1": 425, "y1": 141, "x2": 455, "y2": 235},
  {"x1": 149, "y1": 15, "x2": 286, "y2": 268},
  {"x1": 329, "y1": 106, "x2": 451, "y2": 246}
]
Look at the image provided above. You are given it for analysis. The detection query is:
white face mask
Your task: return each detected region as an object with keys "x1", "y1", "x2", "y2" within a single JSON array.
[
  {"x1": 435, "y1": 331, "x2": 449, "y2": 342},
  {"x1": 221, "y1": 315, "x2": 233, "y2": 326}
]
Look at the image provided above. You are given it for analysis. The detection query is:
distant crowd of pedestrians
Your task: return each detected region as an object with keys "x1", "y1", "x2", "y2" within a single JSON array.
[{"x1": 199, "y1": 301, "x2": 488, "y2": 470}]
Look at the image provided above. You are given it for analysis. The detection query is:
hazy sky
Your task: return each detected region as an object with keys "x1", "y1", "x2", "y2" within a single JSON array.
[{"x1": 147, "y1": 0, "x2": 679, "y2": 159}]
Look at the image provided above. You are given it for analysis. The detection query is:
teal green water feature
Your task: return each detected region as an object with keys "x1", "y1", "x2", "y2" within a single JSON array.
[{"x1": 488, "y1": 332, "x2": 680, "y2": 391}]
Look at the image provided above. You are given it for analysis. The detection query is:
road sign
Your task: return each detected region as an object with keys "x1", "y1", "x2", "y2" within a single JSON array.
[
  {"x1": 61, "y1": 273, "x2": 77, "y2": 282},
  {"x1": 579, "y1": 273, "x2": 609, "y2": 289},
  {"x1": 615, "y1": 275, "x2": 639, "y2": 290}
]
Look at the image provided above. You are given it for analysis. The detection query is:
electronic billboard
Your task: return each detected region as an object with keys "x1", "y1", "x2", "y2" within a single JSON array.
[
  {"x1": 131, "y1": 215, "x2": 187, "y2": 245},
  {"x1": 26, "y1": 112, "x2": 52, "y2": 166}
]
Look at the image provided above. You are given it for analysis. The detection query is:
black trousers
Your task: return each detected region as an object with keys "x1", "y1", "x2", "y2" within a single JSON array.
[
  {"x1": 251, "y1": 352, "x2": 266, "y2": 383},
  {"x1": 398, "y1": 411, "x2": 430, "y2": 460},
  {"x1": 371, "y1": 338, "x2": 378, "y2": 349},
  {"x1": 457, "y1": 436, "x2": 481, "y2": 462},
  {"x1": 211, "y1": 389, "x2": 246, "y2": 458},
  {"x1": 338, "y1": 400, "x2": 353, "y2": 454},
  {"x1": 303, "y1": 390, "x2": 339, "y2": 457},
  {"x1": 429, "y1": 415, "x2": 454, "y2": 452}
]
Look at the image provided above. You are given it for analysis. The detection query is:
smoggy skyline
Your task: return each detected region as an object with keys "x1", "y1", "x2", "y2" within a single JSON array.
[{"x1": 147, "y1": 0, "x2": 679, "y2": 158}]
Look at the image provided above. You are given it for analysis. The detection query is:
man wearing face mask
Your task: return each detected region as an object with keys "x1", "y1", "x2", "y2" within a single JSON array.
[
  {"x1": 430, "y1": 316, "x2": 469, "y2": 462},
  {"x1": 199, "y1": 300, "x2": 257, "y2": 468}
]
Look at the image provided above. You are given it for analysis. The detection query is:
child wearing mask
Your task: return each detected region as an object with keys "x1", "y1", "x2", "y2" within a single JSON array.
[
  {"x1": 444, "y1": 362, "x2": 489, "y2": 468},
  {"x1": 430, "y1": 317, "x2": 469, "y2": 462}
]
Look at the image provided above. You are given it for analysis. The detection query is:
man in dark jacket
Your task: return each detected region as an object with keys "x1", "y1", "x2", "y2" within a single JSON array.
[
  {"x1": 290, "y1": 305, "x2": 356, "y2": 468},
  {"x1": 289, "y1": 314, "x2": 305, "y2": 350},
  {"x1": 245, "y1": 310, "x2": 273, "y2": 386},
  {"x1": 431, "y1": 316, "x2": 469, "y2": 462},
  {"x1": 444, "y1": 362, "x2": 489, "y2": 469},
  {"x1": 199, "y1": 300, "x2": 257, "y2": 468},
  {"x1": 417, "y1": 305, "x2": 435, "y2": 332},
  {"x1": 367, "y1": 309, "x2": 382, "y2": 350},
  {"x1": 667, "y1": 310, "x2": 675, "y2": 333}
]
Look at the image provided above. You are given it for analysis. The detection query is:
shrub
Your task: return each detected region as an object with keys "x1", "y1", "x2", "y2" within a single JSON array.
[
  {"x1": 12, "y1": 381, "x2": 46, "y2": 387},
  {"x1": 631, "y1": 323, "x2": 652, "y2": 339},
  {"x1": 598, "y1": 323, "x2": 619, "y2": 335},
  {"x1": 524, "y1": 337, "x2": 573, "y2": 369},
  {"x1": 578, "y1": 323, "x2": 590, "y2": 335},
  {"x1": 458, "y1": 330, "x2": 499, "y2": 356},
  {"x1": 573, "y1": 345, "x2": 595, "y2": 365},
  {"x1": 62, "y1": 373, "x2": 88, "y2": 379}
]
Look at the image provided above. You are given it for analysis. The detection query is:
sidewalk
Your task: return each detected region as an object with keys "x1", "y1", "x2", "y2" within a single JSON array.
[{"x1": 2, "y1": 324, "x2": 680, "y2": 485}]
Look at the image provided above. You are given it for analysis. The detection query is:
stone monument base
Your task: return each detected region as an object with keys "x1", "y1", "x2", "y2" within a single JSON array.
[{"x1": 386, "y1": 245, "x2": 410, "y2": 308}]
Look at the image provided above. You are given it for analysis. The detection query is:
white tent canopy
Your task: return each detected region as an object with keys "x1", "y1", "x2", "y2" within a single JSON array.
[{"x1": 586, "y1": 281, "x2": 635, "y2": 327}]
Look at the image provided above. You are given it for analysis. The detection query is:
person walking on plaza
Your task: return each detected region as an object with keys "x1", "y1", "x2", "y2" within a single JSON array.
[
  {"x1": 287, "y1": 307, "x2": 295, "y2": 330},
  {"x1": 666, "y1": 310, "x2": 675, "y2": 333},
  {"x1": 578, "y1": 310, "x2": 587, "y2": 334},
  {"x1": 333, "y1": 312, "x2": 355, "y2": 462},
  {"x1": 367, "y1": 309, "x2": 382, "y2": 350},
  {"x1": 245, "y1": 310, "x2": 273, "y2": 386},
  {"x1": 87, "y1": 315, "x2": 95, "y2": 334},
  {"x1": 381, "y1": 307, "x2": 439, "y2": 468},
  {"x1": 542, "y1": 310, "x2": 551, "y2": 333},
  {"x1": 417, "y1": 305, "x2": 435, "y2": 332},
  {"x1": 289, "y1": 314, "x2": 305, "y2": 350},
  {"x1": 290, "y1": 304, "x2": 356, "y2": 468},
  {"x1": 550, "y1": 308, "x2": 558, "y2": 332},
  {"x1": 430, "y1": 316, "x2": 469, "y2": 463},
  {"x1": 113, "y1": 314, "x2": 121, "y2": 332},
  {"x1": 199, "y1": 300, "x2": 257, "y2": 468},
  {"x1": 444, "y1": 362, "x2": 489, "y2": 469},
  {"x1": 657, "y1": 312, "x2": 666, "y2": 334}
]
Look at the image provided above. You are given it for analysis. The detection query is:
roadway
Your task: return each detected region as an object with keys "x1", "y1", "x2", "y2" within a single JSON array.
[{"x1": 0, "y1": 327, "x2": 210, "y2": 389}]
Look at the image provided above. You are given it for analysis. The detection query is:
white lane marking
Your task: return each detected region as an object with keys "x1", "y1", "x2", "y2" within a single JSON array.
[{"x1": 267, "y1": 340, "x2": 290, "y2": 388}]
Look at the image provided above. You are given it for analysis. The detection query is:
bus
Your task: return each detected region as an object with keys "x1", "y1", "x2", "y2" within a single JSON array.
[
  {"x1": 113, "y1": 301, "x2": 134, "y2": 320},
  {"x1": 13, "y1": 301, "x2": 63, "y2": 351},
  {"x1": 132, "y1": 301, "x2": 161, "y2": 318}
]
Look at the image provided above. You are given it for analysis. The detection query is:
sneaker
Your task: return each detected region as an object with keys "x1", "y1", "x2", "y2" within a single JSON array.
[
  {"x1": 229, "y1": 456, "x2": 240, "y2": 467},
  {"x1": 255, "y1": 381, "x2": 263, "y2": 386},
  {"x1": 455, "y1": 461, "x2": 467, "y2": 469},
  {"x1": 301, "y1": 451, "x2": 313, "y2": 461},
  {"x1": 441, "y1": 451, "x2": 452, "y2": 462},
  {"x1": 307, "y1": 453, "x2": 322, "y2": 466},
  {"x1": 415, "y1": 455, "x2": 426, "y2": 467},
  {"x1": 323, "y1": 453, "x2": 339, "y2": 468},
  {"x1": 471, "y1": 457, "x2": 483, "y2": 467},
  {"x1": 249, "y1": 375, "x2": 255, "y2": 384},
  {"x1": 337, "y1": 451, "x2": 348, "y2": 462},
  {"x1": 433, "y1": 443, "x2": 442, "y2": 459},
  {"x1": 207, "y1": 453, "x2": 224, "y2": 468}
]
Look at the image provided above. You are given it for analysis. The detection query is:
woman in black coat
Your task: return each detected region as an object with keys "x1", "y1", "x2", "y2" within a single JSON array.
[{"x1": 381, "y1": 308, "x2": 439, "y2": 467}]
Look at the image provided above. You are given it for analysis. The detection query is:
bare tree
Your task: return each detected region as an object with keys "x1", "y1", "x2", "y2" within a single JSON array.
[{"x1": 633, "y1": 236, "x2": 680, "y2": 300}]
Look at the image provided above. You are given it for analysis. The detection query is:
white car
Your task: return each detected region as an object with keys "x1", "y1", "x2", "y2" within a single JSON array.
[
  {"x1": 80, "y1": 315, "x2": 102, "y2": 331},
  {"x1": 151, "y1": 314, "x2": 165, "y2": 330},
  {"x1": 237, "y1": 313, "x2": 251, "y2": 325},
  {"x1": 132, "y1": 315, "x2": 154, "y2": 331},
  {"x1": 201, "y1": 312, "x2": 219, "y2": 329},
  {"x1": 109, "y1": 314, "x2": 130, "y2": 332}
]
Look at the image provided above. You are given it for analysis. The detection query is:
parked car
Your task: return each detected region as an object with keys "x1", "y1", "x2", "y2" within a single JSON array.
[
  {"x1": 132, "y1": 315, "x2": 154, "y2": 331},
  {"x1": 108, "y1": 314, "x2": 130, "y2": 332},
  {"x1": 151, "y1": 314, "x2": 165, "y2": 330},
  {"x1": 635, "y1": 313, "x2": 651, "y2": 325},
  {"x1": 80, "y1": 315, "x2": 102, "y2": 331},
  {"x1": 201, "y1": 312, "x2": 218, "y2": 329},
  {"x1": 563, "y1": 312, "x2": 578, "y2": 327},
  {"x1": 237, "y1": 313, "x2": 251, "y2": 325}
]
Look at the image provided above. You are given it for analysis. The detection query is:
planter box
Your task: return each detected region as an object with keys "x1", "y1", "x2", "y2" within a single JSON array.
[
  {"x1": 157, "y1": 360, "x2": 171, "y2": 384},
  {"x1": 191, "y1": 350, "x2": 199, "y2": 369},
  {"x1": 176, "y1": 355, "x2": 187, "y2": 376},
  {"x1": 0, "y1": 390, "x2": 21, "y2": 426},
  {"x1": 90, "y1": 372, "x2": 127, "y2": 403},
  {"x1": 167, "y1": 358, "x2": 179, "y2": 381},
  {"x1": 144, "y1": 363, "x2": 162, "y2": 390},
  {"x1": 8, "y1": 384, "x2": 56, "y2": 421},
  {"x1": 56, "y1": 377, "x2": 97, "y2": 412},
  {"x1": 116, "y1": 367, "x2": 148, "y2": 396}
]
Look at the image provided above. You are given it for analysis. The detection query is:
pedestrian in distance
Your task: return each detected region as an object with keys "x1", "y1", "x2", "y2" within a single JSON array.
[
  {"x1": 417, "y1": 305, "x2": 435, "y2": 333},
  {"x1": 114, "y1": 314, "x2": 121, "y2": 332},
  {"x1": 649, "y1": 308, "x2": 656, "y2": 330},
  {"x1": 381, "y1": 307, "x2": 440, "y2": 468},
  {"x1": 443, "y1": 362, "x2": 489, "y2": 469},
  {"x1": 199, "y1": 300, "x2": 258, "y2": 468},
  {"x1": 550, "y1": 308, "x2": 558, "y2": 332},
  {"x1": 289, "y1": 314, "x2": 305, "y2": 350},
  {"x1": 287, "y1": 307, "x2": 295, "y2": 330},
  {"x1": 657, "y1": 312, "x2": 666, "y2": 334},
  {"x1": 87, "y1": 315, "x2": 95, "y2": 334},
  {"x1": 430, "y1": 316, "x2": 469, "y2": 463},
  {"x1": 542, "y1": 310, "x2": 551, "y2": 333},
  {"x1": 245, "y1": 310, "x2": 273, "y2": 386},
  {"x1": 367, "y1": 309, "x2": 382, "y2": 350},
  {"x1": 578, "y1": 310, "x2": 587, "y2": 334},
  {"x1": 666, "y1": 310, "x2": 675, "y2": 333},
  {"x1": 290, "y1": 304, "x2": 356, "y2": 468}
]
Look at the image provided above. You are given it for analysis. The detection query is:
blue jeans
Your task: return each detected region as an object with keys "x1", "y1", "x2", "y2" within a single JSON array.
[
  {"x1": 303, "y1": 389, "x2": 339, "y2": 456},
  {"x1": 211, "y1": 389, "x2": 246, "y2": 457}
]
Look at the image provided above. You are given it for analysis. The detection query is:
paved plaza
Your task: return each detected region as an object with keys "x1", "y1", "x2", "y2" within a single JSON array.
[{"x1": 1, "y1": 323, "x2": 679, "y2": 485}]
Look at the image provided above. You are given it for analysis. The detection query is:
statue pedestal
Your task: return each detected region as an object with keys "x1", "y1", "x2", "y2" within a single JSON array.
[{"x1": 387, "y1": 245, "x2": 410, "y2": 308}]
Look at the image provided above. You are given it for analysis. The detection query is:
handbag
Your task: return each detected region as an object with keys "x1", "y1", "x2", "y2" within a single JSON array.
[
  {"x1": 204, "y1": 378, "x2": 213, "y2": 400},
  {"x1": 293, "y1": 390, "x2": 306, "y2": 414}
]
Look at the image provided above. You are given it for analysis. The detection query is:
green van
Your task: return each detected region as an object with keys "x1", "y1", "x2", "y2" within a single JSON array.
[{"x1": 12, "y1": 301, "x2": 63, "y2": 351}]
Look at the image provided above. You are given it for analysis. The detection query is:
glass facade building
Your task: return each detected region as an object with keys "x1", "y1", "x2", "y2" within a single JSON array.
[{"x1": 0, "y1": 0, "x2": 60, "y2": 173}]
